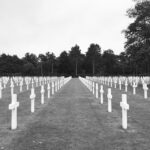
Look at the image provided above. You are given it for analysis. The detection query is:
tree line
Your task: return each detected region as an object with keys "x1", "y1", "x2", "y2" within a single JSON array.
[
  {"x1": 0, "y1": 43, "x2": 147, "y2": 77},
  {"x1": 0, "y1": 0, "x2": 149, "y2": 76},
  {"x1": 0, "y1": 44, "x2": 122, "y2": 76}
]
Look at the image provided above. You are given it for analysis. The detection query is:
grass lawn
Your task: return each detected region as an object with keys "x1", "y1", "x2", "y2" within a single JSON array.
[{"x1": 0, "y1": 78, "x2": 150, "y2": 150}]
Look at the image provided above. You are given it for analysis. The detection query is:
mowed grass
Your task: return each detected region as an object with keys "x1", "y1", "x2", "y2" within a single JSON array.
[
  {"x1": 94, "y1": 81, "x2": 150, "y2": 149},
  {"x1": 0, "y1": 82, "x2": 50, "y2": 148},
  {"x1": 1, "y1": 79, "x2": 150, "y2": 149}
]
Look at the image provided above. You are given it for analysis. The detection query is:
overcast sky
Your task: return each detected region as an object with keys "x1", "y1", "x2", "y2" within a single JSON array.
[{"x1": 0, "y1": 0, "x2": 135, "y2": 58}]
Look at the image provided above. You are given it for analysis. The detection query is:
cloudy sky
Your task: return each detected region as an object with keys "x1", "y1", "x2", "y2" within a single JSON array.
[{"x1": 0, "y1": 0, "x2": 135, "y2": 58}]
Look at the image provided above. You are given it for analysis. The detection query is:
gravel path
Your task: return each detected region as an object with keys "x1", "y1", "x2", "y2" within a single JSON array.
[{"x1": 5, "y1": 78, "x2": 150, "y2": 150}]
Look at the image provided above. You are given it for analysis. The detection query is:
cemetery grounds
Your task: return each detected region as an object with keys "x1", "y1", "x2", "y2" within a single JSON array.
[{"x1": 0, "y1": 77, "x2": 150, "y2": 149}]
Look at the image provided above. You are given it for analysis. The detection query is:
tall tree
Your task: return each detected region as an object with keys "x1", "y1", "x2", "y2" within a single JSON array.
[
  {"x1": 38, "y1": 52, "x2": 56, "y2": 76},
  {"x1": 58, "y1": 51, "x2": 71, "y2": 75},
  {"x1": 102, "y1": 49, "x2": 117, "y2": 75},
  {"x1": 69, "y1": 45, "x2": 81, "y2": 76},
  {"x1": 0, "y1": 54, "x2": 23, "y2": 75},
  {"x1": 45, "y1": 52, "x2": 56, "y2": 75},
  {"x1": 38, "y1": 54, "x2": 46, "y2": 76},
  {"x1": 85, "y1": 43, "x2": 101, "y2": 75},
  {"x1": 123, "y1": 0, "x2": 150, "y2": 74},
  {"x1": 23, "y1": 53, "x2": 38, "y2": 67}
]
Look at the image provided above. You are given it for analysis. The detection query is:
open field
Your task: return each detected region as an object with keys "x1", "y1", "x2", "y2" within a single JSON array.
[{"x1": 0, "y1": 78, "x2": 150, "y2": 149}]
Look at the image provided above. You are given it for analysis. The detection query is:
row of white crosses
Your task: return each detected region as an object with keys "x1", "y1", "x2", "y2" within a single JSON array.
[
  {"x1": 8, "y1": 76, "x2": 72, "y2": 130},
  {"x1": 88, "y1": 76, "x2": 150, "y2": 99},
  {"x1": 31, "y1": 76, "x2": 70, "y2": 107},
  {"x1": 0, "y1": 77, "x2": 9, "y2": 87},
  {"x1": 79, "y1": 77, "x2": 105, "y2": 105},
  {"x1": 0, "y1": 76, "x2": 30, "y2": 100},
  {"x1": 88, "y1": 76, "x2": 150, "y2": 129},
  {"x1": 0, "y1": 76, "x2": 70, "y2": 99},
  {"x1": 0, "y1": 75, "x2": 69, "y2": 89},
  {"x1": 0, "y1": 77, "x2": 14, "y2": 99},
  {"x1": 30, "y1": 78, "x2": 55, "y2": 113},
  {"x1": 0, "y1": 77, "x2": 9, "y2": 99},
  {"x1": 9, "y1": 76, "x2": 59, "y2": 95},
  {"x1": 80, "y1": 76, "x2": 129, "y2": 130}
]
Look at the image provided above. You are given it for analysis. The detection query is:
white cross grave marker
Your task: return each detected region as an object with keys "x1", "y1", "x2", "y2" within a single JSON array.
[
  {"x1": 41, "y1": 85, "x2": 45, "y2": 104},
  {"x1": 100, "y1": 85, "x2": 104, "y2": 104},
  {"x1": 107, "y1": 88, "x2": 112, "y2": 112},
  {"x1": 143, "y1": 83, "x2": 148, "y2": 99},
  {"x1": 132, "y1": 82, "x2": 137, "y2": 95},
  {"x1": 96, "y1": 83, "x2": 98, "y2": 99},
  {"x1": 30, "y1": 88, "x2": 36, "y2": 113},
  {"x1": 55, "y1": 81, "x2": 58, "y2": 92},
  {"x1": 120, "y1": 94, "x2": 129, "y2": 129},
  {"x1": 8, "y1": 94, "x2": 19, "y2": 130},
  {"x1": 92, "y1": 82, "x2": 95, "y2": 95},
  {"x1": 57, "y1": 80, "x2": 59, "y2": 91},
  {"x1": 47, "y1": 83, "x2": 50, "y2": 98},
  {"x1": 52, "y1": 82, "x2": 54, "y2": 95},
  {"x1": 54, "y1": 81, "x2": 56, "y2": 93}
]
